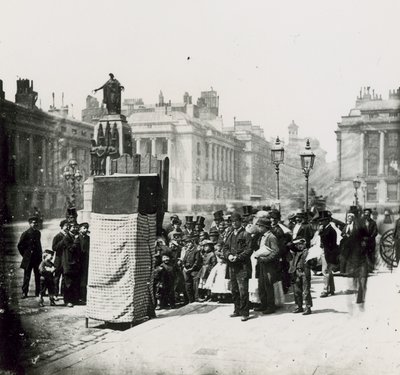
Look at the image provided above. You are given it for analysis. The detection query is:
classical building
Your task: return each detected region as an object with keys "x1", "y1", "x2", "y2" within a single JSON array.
[
  {"x1": 335, "y1": 87, "x2": 400, "y2": 210},
  {"x1": 125, "y1": 89, "x2": 273, "y2": 212},
  {"x1": 0, "y1": 78, "x2": 94, "y2": 220}
]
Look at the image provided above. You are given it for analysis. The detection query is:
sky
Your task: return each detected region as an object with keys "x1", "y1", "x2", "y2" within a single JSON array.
[{"x1": 1, "y1": 0, "x2": 400, "y2": 161}]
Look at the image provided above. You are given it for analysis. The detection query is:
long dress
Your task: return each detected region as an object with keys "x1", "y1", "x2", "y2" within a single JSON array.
[{"x1": 204, "y1": 258, "x2": 231, "y2": 294}]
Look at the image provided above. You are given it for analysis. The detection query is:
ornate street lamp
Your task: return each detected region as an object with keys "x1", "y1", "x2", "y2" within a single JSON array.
[
  {"x1": 353, "y1": 176, "x2": 361, "y2": 207},
  {"x1": 300, "y1": 139, "x2": 316, "y2": 217},
  {"x1": 63, "y1": 159, "x2": 82, "y2": 208},
  {"x1": 360, "y1": 180, "x2": 367, "y2": 209},
  {"x1": 271, "y1": 136, "x2": 285, "y2": 209}
]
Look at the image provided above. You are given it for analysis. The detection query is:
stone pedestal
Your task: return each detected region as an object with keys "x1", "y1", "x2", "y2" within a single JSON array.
[
  {"x1": 79, "y1": 176, "x2": 94, "y2": 223},
  {"x1": 94, "y1": 114, "x2": 132, "y2": 158}
]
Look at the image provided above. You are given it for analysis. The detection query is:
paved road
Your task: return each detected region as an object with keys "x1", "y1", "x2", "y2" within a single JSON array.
[{"x1": 26, "y1": 271, "x2": 400, "y2": 375}]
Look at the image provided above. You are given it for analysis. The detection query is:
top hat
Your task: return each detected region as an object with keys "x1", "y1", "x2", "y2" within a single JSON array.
[
  {"x1": 348, "y1": 206, "x2": 359, "y2": 216},
  {"x1": 66, "y1": 207, "x2": 78, "y2": 218},
  {"x1": 195, "y1": 216, "x2": 206, "y2": 227},
  {"x1": 318, "y1": 210, "x2": 332, "y2": 222},
  {"x1": 213, "y1": 210, "x2": 224, "y2": 220},
  {"x1": 185, "y1": 216, "x2": 194, "y2": 223},
  {"x1": 242, "y1": 206, "x2": 253, "y2": 217}
]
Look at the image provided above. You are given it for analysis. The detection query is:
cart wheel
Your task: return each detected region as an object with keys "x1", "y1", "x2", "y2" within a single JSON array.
[{"x1": 380, "y1": 229, "x2": 396, "y2": 268}]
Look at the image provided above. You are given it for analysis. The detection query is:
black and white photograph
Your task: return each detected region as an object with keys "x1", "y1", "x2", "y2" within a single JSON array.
[{"x1": 1, "y1": 1, "x2": 400, "y2": 374}]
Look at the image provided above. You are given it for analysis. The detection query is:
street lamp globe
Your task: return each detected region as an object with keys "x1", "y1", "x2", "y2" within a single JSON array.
[
  {"x1": 271, "y1": 136, "x2": 285, "y2": 165},
  {"x1": 300, "y1": 139, "x2": 315, "y2": 173}
]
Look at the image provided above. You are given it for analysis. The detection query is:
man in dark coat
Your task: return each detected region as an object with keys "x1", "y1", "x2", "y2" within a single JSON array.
[
  {"x1": 54, "y1": 222, "x2": 81, "y2": 307},
  {"x1": 52, "y1": 219, "x2": 69, "y2": 299},
  {"x1": 254, "y1": 217, "x2": 281, "y2": 314},
  {"x1": 78, "y1": 222, "x2": 90, "y2": 304},
  {"x1": 358, "y1": 208, "x2": 378, "y2": 272},
  {"x1": 182, "y1": 236, "x2": 202, "y2": 303},
  {"x1": 18, "y1": 217, "x2": 43, "y2": 298},
  {"x1": 223, "y1": 212, "x2": 253, "y2": 321},
  {"x1": 319, "y1": 211, "x2": 339, "y2": 298}
]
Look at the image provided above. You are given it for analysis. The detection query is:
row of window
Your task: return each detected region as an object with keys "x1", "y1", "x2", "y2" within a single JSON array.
[{"x1": 366, "y1": 182, "x2": 399, "y2": 202}]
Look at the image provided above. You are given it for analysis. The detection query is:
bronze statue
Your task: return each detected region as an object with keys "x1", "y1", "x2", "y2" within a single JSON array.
[{"x1": 93, "y1": 73, "x2": 124, "y2": 115}]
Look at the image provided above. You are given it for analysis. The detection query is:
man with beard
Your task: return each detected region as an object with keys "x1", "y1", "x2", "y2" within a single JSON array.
[
  {"x1": 223, "y1": 213, "x2": 252, "y2": 321},
  {"x1": 55, "y1": 222, "x2": 81, "y2": 307},
  {"x1": 18, "y1": 217, "x2": 43, "y2": 298}
]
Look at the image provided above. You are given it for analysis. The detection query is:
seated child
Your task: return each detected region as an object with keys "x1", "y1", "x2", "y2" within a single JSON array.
[
  {"x1": 154, "y1": 252, "x2": 176, "y2": 309},
  {"x1": 39, "y1": 249, "x2": 56, "y2": 307}
]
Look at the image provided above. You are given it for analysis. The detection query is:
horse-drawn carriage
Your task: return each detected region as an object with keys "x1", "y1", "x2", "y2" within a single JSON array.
[{"x1": 379, "y1": 229, "x2": 397, "y2": 268}]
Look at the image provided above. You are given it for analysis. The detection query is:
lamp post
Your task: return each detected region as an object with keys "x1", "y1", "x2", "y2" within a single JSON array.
[
  {"x1": 63, "y1": 159, "x2": 82, "y2": 208},
  {"x1": 300, "y1": 139, "x2": 316, "y2": 218},
  {"x1": 353, "y1": 176, "x2": 361, "y2": 207},
  {"x1": 360, "y1": 180, "x2": 367, "y2": 209},
  {"x1": 271, "y1": 136, "x2": 285, "y2": 210}
]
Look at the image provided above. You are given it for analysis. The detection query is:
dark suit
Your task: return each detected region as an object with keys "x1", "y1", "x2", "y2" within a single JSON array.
[
  {"x1": 52, "y1": 231, "x2": 66, "y2": 297},
  {"x1": 182, "y1": 245, "x2": 202, "y2": 302},
  {"x1": 79, "y1": 234, "x2": 90, "y2": 302},
  {"x1": 320, "y1": 223, "x2": 338, "y2": 294},
  {"x1": 223, "y1": 227, "x2": 252, "y2": 317},
  {"x1": 358, "y1": 217, "x2": 378, "y2": 271},
  {"x1": 54, "y1": 233, "x2": 81, "y2": 304},
  {"x1": 18, "y1": 227, "x2": 42, "y2": 296}
]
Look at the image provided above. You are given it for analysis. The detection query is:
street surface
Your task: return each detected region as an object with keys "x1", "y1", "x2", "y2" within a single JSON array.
[{"x1": 1, "y1": 219, "x2": 400, "y2": 375}]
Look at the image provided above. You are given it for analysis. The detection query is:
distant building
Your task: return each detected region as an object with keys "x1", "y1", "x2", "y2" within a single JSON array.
[
  {"x1": 124, "y1": 89, "x2": 273, "y2": 212},
  {"x1": 335, "y1": 87, "x2": 400, "y2": 210},
  {"x1": 1, "y1": 78, "x2": 94, "y2": 220},
  {"x1": 81, "y1": 95, "x2": 106, "y2": 124}
]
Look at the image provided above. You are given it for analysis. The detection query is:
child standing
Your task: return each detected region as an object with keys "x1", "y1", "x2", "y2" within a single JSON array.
[
  {"x1": 154, "y1": 252, "x2": 176, "y2": 309},
  {"x1": 39, "y1": 249, "x2": 56, "y2": 307},
  {"x1": 197, "y1": 240, "x2": 217, "y2": 301},
  {"x1": 204, "y1": 243, "x2": 231, "y2": 302}
]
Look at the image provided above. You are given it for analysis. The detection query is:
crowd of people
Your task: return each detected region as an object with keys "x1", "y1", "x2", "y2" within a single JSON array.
[
  {"x1": 17, "y1": 208, "x2": 90, "y2": 307},
  {"x1": 17, "y1": 204, "x2": 400, "y2": 318},
  {"x1": 155, "y1": 205, "x2": 390, "y2": 321}
]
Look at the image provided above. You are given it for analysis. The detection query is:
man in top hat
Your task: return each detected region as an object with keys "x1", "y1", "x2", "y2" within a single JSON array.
[
  {"x1": 194, "y1": 216, "x2": 206, "y2": 235},
  {"x1": 211, "y1": 210, "x2": 224, "y2": 230},
  {"x1": 223, "y1": 212, "x2": 253, "y2": 321},
  {"x1": 359, "y1": 208, "x2": 378, "y2": 273},
  {"x1": 255, "y1": 217, "x2": 281, "y2": 314},
  {"x1": 183, "y1": 216, "x2": 195, "y2": 236},
  {"x1": 182, "y1": 235, "x2": 203, "y2": 303},
  {"x1": 66, "y1": 207, "x2": 78, "y2": 225},
  {"x1": 318, "y1": 211, "x2": 339, "y2": 298},
  {"x1": 18, "y1": 217, "x2": 43, "y2": 298}
]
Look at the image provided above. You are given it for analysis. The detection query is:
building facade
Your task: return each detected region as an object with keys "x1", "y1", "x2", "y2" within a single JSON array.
[
  {"x1": 0, "y1": 78, "x2": 94, "y2": 220},
  {"x1": 335, "y1": 87, "x2": 400, "y2": 210},
  {"x1": 125, "y1": 90, "x2": 273, "y2": 212}
]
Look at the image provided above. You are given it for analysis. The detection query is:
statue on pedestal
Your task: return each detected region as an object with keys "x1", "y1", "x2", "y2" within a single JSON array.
[{"x1": 93, "y1": 73, "x2": 124, "y2": 115}]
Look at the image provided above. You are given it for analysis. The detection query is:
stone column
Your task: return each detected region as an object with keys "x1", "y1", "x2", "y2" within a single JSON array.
[
  {"x1": 378, "y1": 131, "x2": 385, "y2": 175},
  {"x1": 167, "y1": 137, "x2": 172, "y2": 158},
  {"x1": 359, "y1": 132, "x2": 365, "y2": 176},
  {"x1": 151, "y1": 138, "x2": 156, "y2": 156},
  {"x1": 41, "y1": 138, "x2": 47, "y2": 186},
  {"x1": 215, "y1": 145, "x2": 219, "y2": 181},
  {"x1": 135, "y1": 138, "x2": 141, "y2": 155},
  {"x1": 207, "y1": 142, "x2": 213, "y2": 180},
  {"x1": 29, "y1": 136, "x2": 34, "y2": 184},
  {"x1": 336, "y1": 131, "x2": 342, "y2": 180}
]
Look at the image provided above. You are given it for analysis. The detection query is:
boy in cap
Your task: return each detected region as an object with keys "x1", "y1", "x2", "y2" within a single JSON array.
[
  {"x1": 39, "y1": 249, "x2": 56, "y2": 307},
  {"x1": 154, "y1": 251, "x2": 176, "y2": 309}
]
